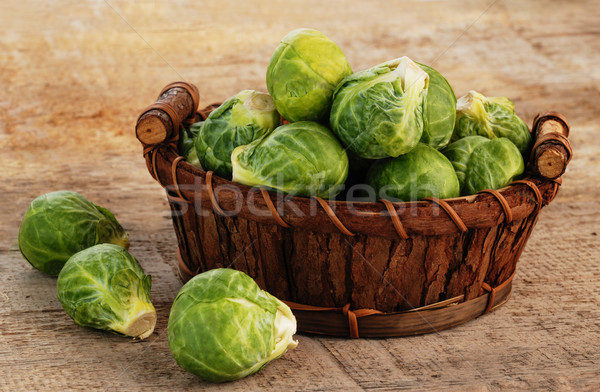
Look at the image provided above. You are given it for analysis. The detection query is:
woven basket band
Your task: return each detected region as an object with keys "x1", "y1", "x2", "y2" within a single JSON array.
[
  {"x1": 531, "y1": 132, "x2": 573, "y2": 165},
  {"x1": 511, "y1": 180, "x2": 543, "y2": 214},
  {"x1": 477, "y1": 189, "x2": 513, "y2": 224},
  {"x1": 312, "y1": 197, "x2": 355, "y2": 236},
  {"x1": 205, "y1": 171, "x2": 238, "y2": 217},
  {"x1": 260, "y1": 188, "x2": 291, "y2": 228},
  {"x1": 532, "y1": 111, "x2": 570, "y2": 137},
  {"x1": 282, "y1": 272, "x2": 515, "y2": 338},
  {"x1": 159, "y1": 81, "x2": 200, "y2": 126},
  {"x1": 423, "y1": 197, "x2": 468, "y2": 232},
  {"x1": 379, "y1": 199, "x2": 409, "y2": 240},
  {"x1": 170, "y1": 156, "x2": 192, "y2": 203}
]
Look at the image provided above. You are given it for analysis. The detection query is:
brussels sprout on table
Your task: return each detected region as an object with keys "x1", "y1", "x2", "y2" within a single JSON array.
[
  {"x1": 18, "y1": 191, "x2": 130, "y2": 276},
  {"x1": 168, "y1": 268, "x2": 298, "y2": 383},
  {"x1": 178, "y1": 121, "x2": 203, "y2": 168},
  {"x1": 330, "y1": 56, "x2": 429, "y2": 159},
  {"x1": 418, "y1": 63, "x2": 457, "y2": 150},
  {"x1": 267, "y1": 28, "x2": 353, "y2": 122},
  {"x1": 231, "y1": 121, "x2": 349, "y2": 198},
  {"x1": 57, "y1": 244, "x2": 156, "y2": 339},
  {"x1": 453, "y1": 90, "x2": 532, "y2": 156},
  {"x1": 366, "y1": 144, "x2": 460, "y2": 201},
  {"x1": 195, "y1": 90, "x2": 280, "y2": 179},
  {"x1": 443, "y1": 136, "x2": 525, "y2": 195}
]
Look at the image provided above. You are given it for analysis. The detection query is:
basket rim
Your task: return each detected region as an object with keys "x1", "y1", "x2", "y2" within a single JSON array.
[{"x1": 149, "y1": 145, "x2": 560, "y2": 239}]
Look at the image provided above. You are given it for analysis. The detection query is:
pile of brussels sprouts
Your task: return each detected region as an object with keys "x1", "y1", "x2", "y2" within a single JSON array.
[
  {"x1": 186, "y1": 28, "x2": 531, "y2": 201},
  {"x1": 19, "y1": 191, "x2": 297, "y2": 382}
]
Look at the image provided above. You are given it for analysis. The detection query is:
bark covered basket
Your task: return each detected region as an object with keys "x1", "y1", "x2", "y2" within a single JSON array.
[{"x1": 136, "y1": 82, "x2": 572, "y2": 338}]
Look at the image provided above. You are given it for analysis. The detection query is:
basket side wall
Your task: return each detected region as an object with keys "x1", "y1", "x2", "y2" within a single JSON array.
[{"x1": 169, "y1": 194, "x2": 539, "y2": 312}]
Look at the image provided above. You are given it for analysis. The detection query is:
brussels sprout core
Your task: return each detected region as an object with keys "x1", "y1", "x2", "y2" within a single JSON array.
[
  {"x1": 121, "y1": 302, "x2": 157, "y2": 340},
  {"x1": 273, "y1": 302, "x2": 299, "y2": 355}
]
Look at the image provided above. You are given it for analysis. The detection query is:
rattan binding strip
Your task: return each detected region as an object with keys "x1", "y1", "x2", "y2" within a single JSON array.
[
  {"x1": 312, "y1": 197, "x2": 355, "y2": 236},
  {"x1": 477, "y1": 189, "x2": 513, "y2": 224},
  {"x1": 170, "y1": 156, "x2": 191, "y2": 203},
  {"x1": 533, "y1": 111, "x2": 570, "y2": 136},
  {"x1": 423, "y1": 197, "x2": 468, "y2": 232},
  {"x1": 205, "y1": 170, "x2": 235, "y2": 217},
  {"x1": 143, "y1": 102, "x2": 182, "y2": 137},
  {"x1": 159, "y1": 81, "x2": 200, "y2": 126},
  {"x1": 260, "y1": 188, "x2": 291, "y2": 228},
  {"x1": 379, "y1": 199, "x2": 409, "y2": 240},
  {"x1": 511, "y1": 180, "x2": 543, "y2": 213},
  {"x1": 283, "y1": 273, "x2": 514, "y2": 338},
  {"x1": 532, "y1": 132, "x2": 573, "y2": 164}
]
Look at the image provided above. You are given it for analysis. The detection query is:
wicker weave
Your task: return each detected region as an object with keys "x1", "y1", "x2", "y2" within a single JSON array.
[{"x1": 136, "y1": 82, "x2": 572, "y2": 338}]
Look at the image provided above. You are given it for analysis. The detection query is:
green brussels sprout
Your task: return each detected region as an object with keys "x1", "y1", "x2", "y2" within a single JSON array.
[
  {"x1": 366, "y1": 144, "x2": 460, "y2": 201},
  {"x1": 231, "y1": 121, "x2": 349, "y2": 198},
  {"x1": 442, "y1": 136, "x2": 489, "y2": 189},
  {"x1": 178, "y1": 121, "x2": 203, "y2": 168},
  {"x1": 443, "y1": 137, "x2": 525, "y2": 195},
  {"x1": 267, "y1": 28, "x2": 353, "y2": 122},
  {"x1": 195, "y1": 90, "x2": 280, "y2": 179},
  {"x1": 168, "y1": 268, "x2": 297, "y2": 383},
  {"x1": 418, "y1": 63, "x2": 456, "y2": 150},
  {"x1": 330, "y1": 56, "x2": 430, "y2": 159},
  {"x1": 57, "y1": 244, "x2": 156, "y2": 339},
  {"x1": 18, "y1": 191, "x2": 130, "y2": 276},
  {"x1": 453, "y1": 90, "x2": 532, "y2": 156}
]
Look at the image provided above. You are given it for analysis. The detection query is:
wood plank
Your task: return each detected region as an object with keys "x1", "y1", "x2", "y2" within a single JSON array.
[{"x1": 1, "y1": 0, "x2": 599, "y2": 390}]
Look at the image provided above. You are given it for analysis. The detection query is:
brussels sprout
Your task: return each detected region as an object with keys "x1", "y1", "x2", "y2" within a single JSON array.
[
  {"x1": 178, "y1": 121, "x2": 203, "y2": 168},
  {"x1": 231, "y1": 121, "x2": 349, "y2": 198},
  {"x1": 418, "y1": 63, "x2": 456, "y2": 150},
  {"x1": 442, "y1": 136, "x2": 489, "y2": 189},
  {"x1": 57, "y1": 244, "x2": 156, "y2": 339},
  {"x1": 453, "y1": 90, "x2": 532, "y2": 156},
  {"x1": 195, "y1": 90, "x2": 280, "y2": 179},
  {"x1": 18, "y1": 191, "x2": 130, "y2": 276},
  {"x1": 444, "y1": 137, "x2": 524, "y2": 195},
  {"x1": 267, "y1": 28, "x2": 353, "y2": 122},
  {"x1": 168, "y1": 268, "x2": 297, "y2": 383},
  {"x1": 366, "y1": 144, "x2": 460, "y2": 201},
  {"x1": 330, "y1": 56, "x2": 429, "y2": 159}
]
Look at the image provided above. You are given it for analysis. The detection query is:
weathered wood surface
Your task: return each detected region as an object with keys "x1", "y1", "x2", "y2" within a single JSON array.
[{"x1": 1, "y1": 0, "x2": 599, "y2": 391}]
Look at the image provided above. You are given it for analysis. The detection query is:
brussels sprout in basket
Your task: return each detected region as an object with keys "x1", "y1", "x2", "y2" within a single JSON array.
[
  {"x1": 366, "y1": 144, "x2": 460, "y2": 201},
  {"x1": 330, "y1": 56, "x2": 429, "y2": 159},
  {"x1": 443, "y1": 136, "x2": 525, "y2": 196},
  {"x1": 168, "y1": 268, "x2": 298, "y2": 383},
  {"x1": 178, "y1": 121, "x2": 203, "y2": 168},
  {"x1": 418, "y1": 63, "x2": 456, "y2": 150},
  {"x1": 195, "y1": 90, "x2": 280, "y2": 179},
  {"x1": 57, "y1": 244, "x2": 156, "y2": 339},
  {"x1": 231, "y1": 121, "x2": 349, "y2": 198},
  {"x1": 267, "y1": 28, "x2": 353, "y2": 122},
  {"x1": 453, "y1": 90, "x2": 532, "y2": 156},
  {"x1": 18, "y1": 191, "x2": 130, "y2": 276}
]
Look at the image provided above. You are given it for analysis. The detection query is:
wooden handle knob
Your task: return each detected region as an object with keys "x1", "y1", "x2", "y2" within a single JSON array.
[
  {"x1": 136, "y1": 82, "x2": 199, "y2": 146},
  {"x1": 530, "y1": 112, "x2": 572, "y2": 180}
]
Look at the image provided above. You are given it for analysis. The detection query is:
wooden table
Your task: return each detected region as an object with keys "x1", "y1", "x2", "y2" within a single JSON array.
[{"x1": 1, "y1": 1, "x2": 598, "y2": 390}]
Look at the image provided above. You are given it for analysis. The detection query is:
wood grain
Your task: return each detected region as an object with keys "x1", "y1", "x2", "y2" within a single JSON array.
[{"x1": 1, "y1": 0, "x2": 599, "y2": 391}]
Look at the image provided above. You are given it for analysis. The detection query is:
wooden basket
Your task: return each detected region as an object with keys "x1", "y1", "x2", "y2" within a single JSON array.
[{"x1": 136, "y1": 82, "x2": 572, "y2": 338}]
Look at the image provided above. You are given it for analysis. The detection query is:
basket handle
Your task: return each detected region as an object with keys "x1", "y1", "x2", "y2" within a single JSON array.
[
  {"x1": 135, "y1": 82, "x2": 201, "y2": 146},
  {"x1": 529, "y1": 111, "x2": 572, "y2": 180}
]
